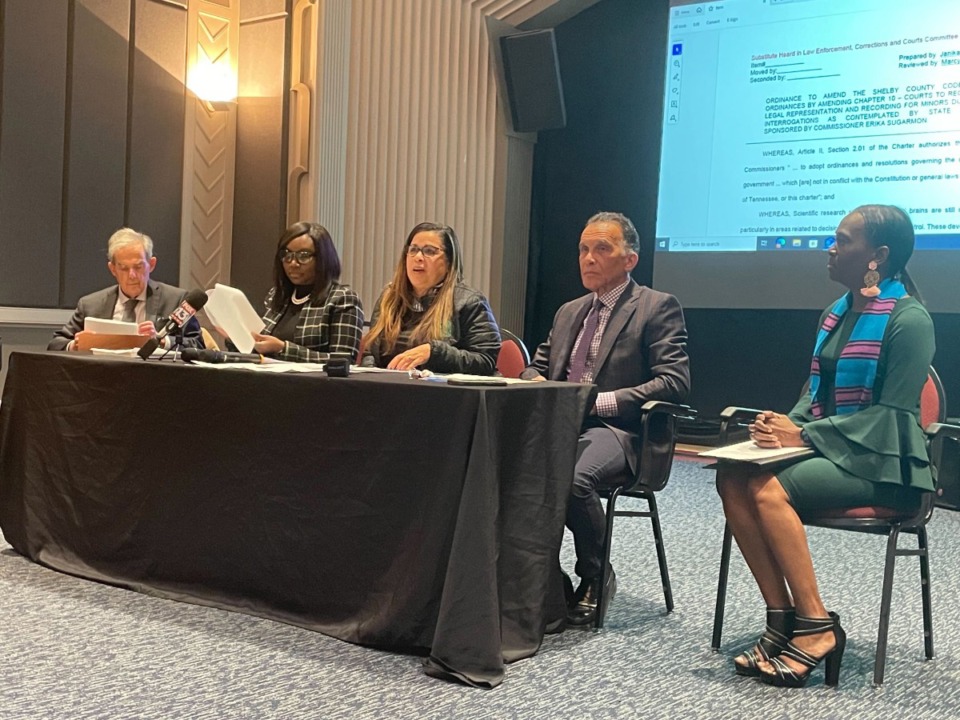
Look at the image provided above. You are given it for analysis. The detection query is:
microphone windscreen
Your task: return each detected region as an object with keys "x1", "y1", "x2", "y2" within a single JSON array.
[
  {"x1": 181, "y1": 348, "x2": 201, "y2": 362},
  {"x1": 184, "y1": 289, "x2": 209, "y2": 311}
]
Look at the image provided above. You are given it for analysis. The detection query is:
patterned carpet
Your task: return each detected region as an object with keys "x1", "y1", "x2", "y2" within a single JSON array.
[{"x1": 1, "y1": 459, "x2": 958, "y2": 719}]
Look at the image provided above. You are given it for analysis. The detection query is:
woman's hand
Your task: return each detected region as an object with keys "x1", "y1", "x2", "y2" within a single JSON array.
[
  {"x1": 387, "y1": 343, "x2": 431, "y2": 371},
  {"x1": 749, "y1": 411, "x2": 804, "y2": 448},
  {"x1": 252, "y1": 332, "x2": 284, "y2": 355}
]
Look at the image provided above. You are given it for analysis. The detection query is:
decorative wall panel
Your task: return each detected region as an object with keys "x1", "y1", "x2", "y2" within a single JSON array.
[{"x1": 180, "y1": 0, "x2": 239, "y2": 292}]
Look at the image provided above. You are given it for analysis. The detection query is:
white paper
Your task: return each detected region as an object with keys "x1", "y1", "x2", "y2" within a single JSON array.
[
  {"x1": 699, "y1": 440, "x2": 814, "y2": 465},
  {"x1": 90, "y1": 347, "x2": 139, "y2": 356},
  {"x1": 204, "y1": 284, "x2": 265, "y2": 353},
  {"x1": 191, "y1": 360, "x2": 318, "y2": 373},
  {"x1": 83, "y1": 317, "x2": 140, "y2": 335}
]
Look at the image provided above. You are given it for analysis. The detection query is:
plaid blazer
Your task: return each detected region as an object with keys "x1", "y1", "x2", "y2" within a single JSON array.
[{"x1": 261, "y1": 282, "x2": 364, "y2": 363}]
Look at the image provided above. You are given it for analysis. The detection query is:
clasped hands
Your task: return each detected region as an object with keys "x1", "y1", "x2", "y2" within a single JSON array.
[{"x1": 749, "y1": 411, "x2": 804, "y2": 449}]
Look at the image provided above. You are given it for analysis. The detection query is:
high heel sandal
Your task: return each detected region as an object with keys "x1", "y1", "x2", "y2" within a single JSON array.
[
  {"x1": 759, "y1": 612, "x2": 846, "y2": 688},
  {"x1": 734, "y1": 608, "x2": 795, "y2": 677}
]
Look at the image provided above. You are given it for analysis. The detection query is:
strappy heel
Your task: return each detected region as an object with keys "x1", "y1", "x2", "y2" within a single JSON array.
[
  {"x1": 760, "y1": 612, "x2": 846, "y2": 688},
  {"x1": 734, "y1": 608, "x2": 796, "y2": 677}
]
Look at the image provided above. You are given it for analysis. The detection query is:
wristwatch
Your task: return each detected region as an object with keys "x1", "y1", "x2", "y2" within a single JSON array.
[{"x1": 800, "y1": 428, "x2": 812, "y2": 447}]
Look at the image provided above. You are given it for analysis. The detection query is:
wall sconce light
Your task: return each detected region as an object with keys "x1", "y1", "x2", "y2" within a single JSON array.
[{"x1": 188, "y1": 54, "x2": 237, "y2": 112}]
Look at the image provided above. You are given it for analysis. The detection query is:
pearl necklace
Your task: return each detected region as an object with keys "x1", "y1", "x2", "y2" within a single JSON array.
[{"x1": 291, "y1": 291, "x2": 311, "y2": 306}]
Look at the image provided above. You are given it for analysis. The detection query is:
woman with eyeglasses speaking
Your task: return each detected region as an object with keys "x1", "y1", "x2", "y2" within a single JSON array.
[
  {"x1": 361, "y1": 222, "x2": 501, "y2": 374},
  {"x1": 249, "y1": 222, "x2": 363, "y2": 362}
]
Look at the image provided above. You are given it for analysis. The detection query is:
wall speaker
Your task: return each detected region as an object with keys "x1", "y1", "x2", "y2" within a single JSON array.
[{"x1": 499, "y1": 29, "x2": 566, "y2": 133}]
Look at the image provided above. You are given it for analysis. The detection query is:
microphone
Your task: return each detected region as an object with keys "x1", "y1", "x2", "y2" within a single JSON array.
[
  {"x1": 181, "y1": 348, "x2": 264, "y2": 364},
  {"x1": 138, "y1": 289, "x2": 208, "y2": 360}
]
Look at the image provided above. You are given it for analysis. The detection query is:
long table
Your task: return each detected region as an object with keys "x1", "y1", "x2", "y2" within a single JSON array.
[{"x1": 0, "y1": 352, "x2": 594, "y2": 687}]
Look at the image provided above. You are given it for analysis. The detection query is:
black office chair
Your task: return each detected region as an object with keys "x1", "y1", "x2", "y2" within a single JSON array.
[
  {"x1": 593, "y1": 400, "x2": 697, "y2": 629},
  {"x1": 710, "y1": 367, "x2": 960, "y2": 685}
]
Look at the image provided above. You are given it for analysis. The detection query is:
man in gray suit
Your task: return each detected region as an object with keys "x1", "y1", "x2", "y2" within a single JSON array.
[
  {"x1": 49, "y1": 228, "x2": 202, "y2": 351},
  {"x1": 522, "y1": 212, "x2": 690, "y2": 626}
]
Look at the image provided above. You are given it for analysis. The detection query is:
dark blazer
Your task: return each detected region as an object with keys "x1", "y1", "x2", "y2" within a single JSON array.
[
  {"x1": 48, "y1": 281, "x2": 203, "y2": 351},
  {"x1": 261, "y1": 282, "x2": 364, "y2": 362},
  {"x1": 524, "y1": 279, "x2": 690, "y2": 477},
  {"x1": 361, "y1": 283, "x2": 502, "y2": 375}
]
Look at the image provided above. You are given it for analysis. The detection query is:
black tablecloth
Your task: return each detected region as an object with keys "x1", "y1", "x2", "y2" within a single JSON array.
[{"x1": 0, "y1": 352, "x2": 594, "y2": 687}]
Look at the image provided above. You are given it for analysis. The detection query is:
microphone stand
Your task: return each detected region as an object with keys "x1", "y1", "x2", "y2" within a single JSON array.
[{"x1": 161, "y1": 328, "x2": 185, "y2": 362}]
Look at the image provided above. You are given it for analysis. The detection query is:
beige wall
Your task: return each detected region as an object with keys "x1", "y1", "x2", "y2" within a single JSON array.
[{"x1": 295, "y1": 0, "x2": 595, "y2": 333}]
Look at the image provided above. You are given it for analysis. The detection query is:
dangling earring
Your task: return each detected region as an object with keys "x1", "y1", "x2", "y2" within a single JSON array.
[{"x1": 861, "y1": 260, "x2": 881, "y2": 297}]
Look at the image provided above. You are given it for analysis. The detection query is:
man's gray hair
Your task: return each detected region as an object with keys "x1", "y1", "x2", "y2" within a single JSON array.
[
  {"x1": 585, "y1": 212, "x2": 639, "y2": 253},
  {"x1": 107, "y1": 228, "x2": 154, "y2": 262}
]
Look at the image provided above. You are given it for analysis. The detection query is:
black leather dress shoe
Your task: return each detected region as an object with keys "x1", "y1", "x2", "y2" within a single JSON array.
[{"x1": 567, "y1": 569, "x2": 617, "y2": 627}]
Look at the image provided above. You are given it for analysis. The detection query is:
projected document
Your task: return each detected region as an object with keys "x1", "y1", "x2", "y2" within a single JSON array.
[{"x1": 656, "y1": 0, "x2": 960, "y2": 253}]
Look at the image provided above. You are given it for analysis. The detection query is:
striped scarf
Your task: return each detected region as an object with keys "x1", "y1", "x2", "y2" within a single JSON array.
[{"x1": 809, "y1": 277, "x2": 907, "y2": 419}]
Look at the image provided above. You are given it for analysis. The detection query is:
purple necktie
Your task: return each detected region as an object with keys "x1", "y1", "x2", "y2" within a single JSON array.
[{"x1": 567, "y1": 301, "x2": 601, "y2": 383}]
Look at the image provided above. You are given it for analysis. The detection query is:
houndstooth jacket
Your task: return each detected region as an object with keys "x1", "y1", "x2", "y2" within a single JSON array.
[{"x1": 261, "y1": 282, "x2": 364, "y2": 363}]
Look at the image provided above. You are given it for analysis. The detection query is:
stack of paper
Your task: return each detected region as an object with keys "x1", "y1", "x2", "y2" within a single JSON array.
[
  {"x1": 83, "y1": 317, "x2": 140, "y2": 335},
  {"x1": 204, "y1": 284, "x2": 265, "y2": 353}
]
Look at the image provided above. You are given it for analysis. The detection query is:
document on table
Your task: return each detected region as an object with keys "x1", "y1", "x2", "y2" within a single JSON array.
[
  {"x1": 699, "y1": 440, "x2": 814, "y2": 466},
  {"x1": 190, "y1": 360, "x2": 320, "y2": 372},
  {"x1": 348, "y1": 366, "x2": 409, "y2": 374}
]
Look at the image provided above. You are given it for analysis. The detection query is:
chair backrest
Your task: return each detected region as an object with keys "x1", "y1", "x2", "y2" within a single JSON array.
[
  {"x1": 200, "y1": 327, "x2": 221, "y2": 352},
  {"x1": 920, "y1": 367, "x2": 946, "y2": 430},
  {"x1": 356, "y1": 319, "x2": 371, "y2": 364},
  {"x1": 497, "y1": 329, "x2": 530, "y2": 379}
]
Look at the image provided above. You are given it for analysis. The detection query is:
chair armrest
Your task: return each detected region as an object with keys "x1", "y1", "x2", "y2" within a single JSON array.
[
  {"x1": 638, "y1": 401, "x2": 697, "y2": 450},
  {"x1": 632, "y1": 402, "x2": 696, "y2": 493},
  {"x1": 640, "y1": 400, "x2": 698, "y2": 421},
  {"x1": 927, "y1": 422, "x2": 960, "y2": 487},
  {"x1": 718, "y1": 406, "x2": 764, "y2": 444},
  {"x1": 927, "y1": 422, "x2": 960, "y2": 442}
]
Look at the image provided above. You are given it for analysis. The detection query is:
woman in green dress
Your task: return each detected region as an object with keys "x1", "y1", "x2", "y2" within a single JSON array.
[{"x1": 716, "y1": 204, "x2": 935, "y2": 688}]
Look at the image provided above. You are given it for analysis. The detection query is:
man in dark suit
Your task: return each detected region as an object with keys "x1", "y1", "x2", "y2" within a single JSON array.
[
  {"x1": 522, "y1": 212, "x2": 690, "y2": 626},
  {"x1": 49, "y1": 228, "x2": 202, "y2": 351}
]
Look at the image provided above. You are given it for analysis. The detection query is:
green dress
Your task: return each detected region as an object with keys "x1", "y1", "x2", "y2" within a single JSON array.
[{"x1": 776, "y1": 296, "x2": 936, "y2": 512}]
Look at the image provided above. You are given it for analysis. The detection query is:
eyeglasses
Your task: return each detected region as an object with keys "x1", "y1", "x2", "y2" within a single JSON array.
[
  {"x1": 280, "y1": 250, "x2": 316, "y2": 264},
  {"x1": 113, "y1": 262, "x2": 148, "y2": 274},
  {"x1": 407, "y1": 245, "x2": 445, "y2": 259}
]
